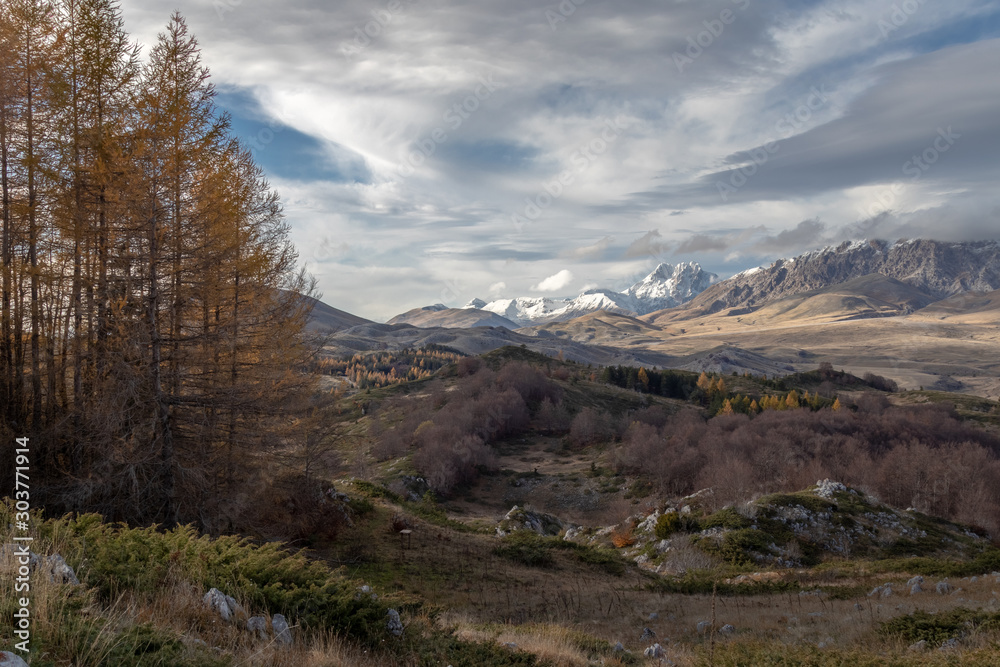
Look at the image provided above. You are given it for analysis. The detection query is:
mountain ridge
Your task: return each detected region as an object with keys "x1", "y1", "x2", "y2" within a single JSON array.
[{"x1": 671, "y1": 239, "x2": 1000, "y2": 318}]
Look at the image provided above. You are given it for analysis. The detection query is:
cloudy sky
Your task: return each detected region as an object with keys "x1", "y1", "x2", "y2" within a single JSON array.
[{"x1": 122, "y1": 0, "x2": 1000, "y2": 321}]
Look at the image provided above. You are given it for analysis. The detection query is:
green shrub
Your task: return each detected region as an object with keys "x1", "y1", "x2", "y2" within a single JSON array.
[
  {"x1": 493, "y1": 532, "x2": 556, "y2": 568},
  {"x1": 654, "y1": 511, "x2": 701, "y2": 539},
  {"x1": 573, "y1": 546, "x2": 627, "y2": 576},
  {"x1": 700, "y1": 507, "x2": 751, "y2": 531},
  {"x1": 880, "y1": 608, "x2": 1000, "y2": 647}
]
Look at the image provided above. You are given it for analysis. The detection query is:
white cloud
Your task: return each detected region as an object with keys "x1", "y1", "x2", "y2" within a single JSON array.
[
  {"x1": 488, "y1": 281, "x2": 507, "y2": 297},
  {"x1": 532, "y1": 270, "x2": 574, "y2": 293},
  {"x1": 121, "y1": 0, "x2": 1000, "y2": 320}
]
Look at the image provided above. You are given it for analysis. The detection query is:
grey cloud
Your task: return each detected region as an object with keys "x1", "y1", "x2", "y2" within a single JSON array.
[
  {"x1": 748, "y1": 218, "x2": 827, "y2": 254},
  {"x1": 625, "y1": 230, "x2": 672, "y2": 259},
  {"x1": 566, "y1": 236, "x2": 615, "y2": 261}
]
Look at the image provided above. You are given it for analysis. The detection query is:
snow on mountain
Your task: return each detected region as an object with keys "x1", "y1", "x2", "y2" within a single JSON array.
[
  {"x1": 624, "y1": 262, "x2": 718, "y2": 312},
  {"x1": 469, "y1": 262, "x2": 718, "y2": 326}
]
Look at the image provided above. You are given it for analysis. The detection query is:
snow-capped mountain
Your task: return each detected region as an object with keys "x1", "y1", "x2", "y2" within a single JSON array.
[
  {"x1": 624, "y1": 262, "x2": 718, "y2": 312},
  {"x1": 464, "y1": 262, "x2": 718, "y2": 327}
]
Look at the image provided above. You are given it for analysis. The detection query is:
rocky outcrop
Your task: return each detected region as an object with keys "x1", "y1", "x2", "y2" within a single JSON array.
[{"x1": 497, "y1": 506, "x2": 567, "y2": 537}]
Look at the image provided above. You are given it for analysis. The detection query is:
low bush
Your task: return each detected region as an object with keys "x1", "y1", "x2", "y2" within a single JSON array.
[{"x1": 880, "y1": 608, "x2": 1000, "y2": 647}]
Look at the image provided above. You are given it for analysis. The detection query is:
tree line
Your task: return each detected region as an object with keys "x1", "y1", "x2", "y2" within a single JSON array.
[{"x1": 0, "y1": 0, "x2": 317, "y2": 527}]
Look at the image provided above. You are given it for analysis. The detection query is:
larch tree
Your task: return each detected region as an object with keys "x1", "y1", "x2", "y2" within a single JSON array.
[{"x1": 0, "y1": 5, "x2": 320, "y2": 528}]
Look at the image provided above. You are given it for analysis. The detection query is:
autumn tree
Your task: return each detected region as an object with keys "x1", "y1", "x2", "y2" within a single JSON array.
[{"x1": 0, "y1": 5, "x2": 320, "y2": 527}]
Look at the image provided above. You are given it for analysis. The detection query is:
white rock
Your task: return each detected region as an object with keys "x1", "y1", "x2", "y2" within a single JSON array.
[
  {"x1": 644, "y1": 643, "x2": 664, "y2": 658},
  {"x1": 202, "y1": 588, "x2": 244, "y2": 623}
]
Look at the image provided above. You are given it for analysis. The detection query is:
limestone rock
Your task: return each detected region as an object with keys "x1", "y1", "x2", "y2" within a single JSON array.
[
  {"x1": 203, "y1": 588, "x2": 245, "y2": 623},
  {"x1": 936, "y1": 581, "x2": 953, "y2": 595},
  {"x1": 247, "y1": 615, "x2": 268, "y2": 640},
  {"x1": 815, "y1": 479, "x2": 847, "y2": 499},
  {"x1": 644, "y1": 643, "x2": 664, "y2": 658},
  {"x1": 46, "y1": 554, "x2": 79, "y2": 585},
  {"x1": 272, "y1": 614, "x2": 292, "y2": 644},
  {"x1": 907, "y1": 575, "x2": 924, "y2": 588},
  {"x1": 640, "y1": 627, "x2": 656, "y2": 641},
  {"x1": 0, "y1": 652, "x2": 30, "y2": 667},
  {"x1": 497, "y1": 506, "x2": 564, "y2": 537},
  {"x1": 908, "y1": 640, "x2": 927, "y2": 651},
  {"x1": 719, "y1": 624, "x2": 735, "y2": 635},
  {"x1": 387, "y1": 609, "x2": 404, "y2": 637}
]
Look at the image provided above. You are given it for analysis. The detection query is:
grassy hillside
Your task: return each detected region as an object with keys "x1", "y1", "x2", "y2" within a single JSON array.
[{"x1": 7, "y1": 349, "x2": 1000, "y2": 665}]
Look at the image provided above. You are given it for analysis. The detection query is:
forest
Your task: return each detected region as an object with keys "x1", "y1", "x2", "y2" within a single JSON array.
[
  {"x1": 0, "y1": 0, "x2": 318, "y2": 528},
  {"x1": 371, "y1": 352, "x2": 1000, "y2": 537}
]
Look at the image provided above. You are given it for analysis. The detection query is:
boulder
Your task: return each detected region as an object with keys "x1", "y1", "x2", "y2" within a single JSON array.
[
  {"x1": 203, "y1": 588, "x2": 245, "y2": 623},
  {"x1": 0, "y1": 652, "x2": 29, "y2": 667},
  {"x1": 719, "y1": 624, "x2": 735, "y2": 635},
  {"x1": 868, "y1": 583, "x2": 892, "y2": 598},
  {"x1": 697, "y1": 620, "x2": 711, "y2": 634},
  {"x1": 907, "y1": 575, "x2": 924, "y2": 588},
  {"x1": 612, "y1": 642, "x2": 625, "y2": 653},
  {"x1": 910, "y1": 583, "x2": 923, "y2": 595},
  {"x1": 908, "y1": 640, "x2": 927, "y2": 651},
  {"x1": 46, "y1": 554, "x2": 79, "y2": 585},
  {"x1": 936, "y1": 581, "x2": 953, "y2": 595},
  {"x1": 640, "y1": 627, "x2": 656, "y2": 640},
  {"x1": 272, "y1": 614, "x2": 292, "y2": 644},
  {"x1": 644, "y1": 643, "x2": 664, "y2": 658},
  {"x1": 247, "y1": 616, "x2": 268, "y2": 640},
  {"x1": 386, "y1": 609, "x2": 404, "y2": 637}
]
